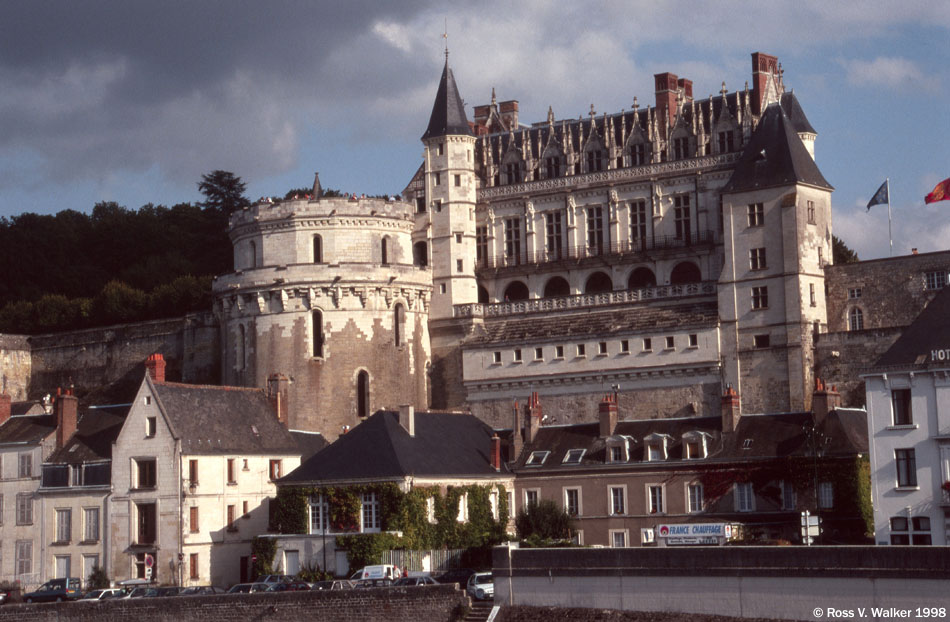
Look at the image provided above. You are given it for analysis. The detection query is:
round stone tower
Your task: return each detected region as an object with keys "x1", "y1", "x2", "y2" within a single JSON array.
[{"x1": 212, "y1": 190, "x2": 431, "y2": 438}]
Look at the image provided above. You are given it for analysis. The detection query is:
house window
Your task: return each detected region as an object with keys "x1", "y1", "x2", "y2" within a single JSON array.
[
  {"x1": 71, "y1": 465, "x2": 83, "y2": 487},
  {"x1": 145, "y1": 417, "x2": 156, "y2": 438},
  {"x1": 895, "y1": 449, "x2": 917, "y2": 487},
  {"x1": 188, "y1": 459, "x2": 198, "y2": 486},
  {"x1": 227, "y1": 459, "x2": 236, "y2": 484},
  {"x1": 749, "y1": 248, "x2": 767, "y2": 270},
  {"x1": 848, "y1": 307, "x2": 864, "y2": 331},
  {"x1": 688, "y1": 334, "x2": 698, "y2": 348},
  {"x1": 513, "y1": 349, "x2": 522, "y2": 363},
  {"x1": 643, "y1": 338, "x2": 652, "y2": 352},
  {"x1": 534, "y1": 347, "x2": 543, "y2": 361},
  {"x1": 587, "y1": 206, "x2": 605, "y2": 255},
  {"x1": 664, "y1": 336, "x2": 674, "y2": 350},
  {"x1": 269, "y1": 459, "x2": 282, "y2": 481},
  {"x1": 136, "y1": 502, "x2": 156, "y2": 545},
  {"x1": 810, "y1": 283, "x2": 817, "y2": 307},
  {"x1": 524, "y1": 490, "x2": 539, "y2": 508},
  {"x1": 137, "y1": 459, "x2": 156, "y2": 489},
  {"x1": 227, "y1": 505, "x2": 236, "y2": 529},
  {"x1": 526, "y1": 451, "x2": 549, "y2": 466},
  {"x1": 735, "y1": 482, "x2": 754, "y2": 512},
  {"x1": 577, "y1": 344, "x2": 586, "y2": 357},
  {"x1": 457, "y1": 493, "x2": 468, "y2": 522},
  {"x1": 620, "y1": 339, "x2": 630, "y2": 353},
  {"x1": 15, "y1": 540, "x2": 32, "y2": 576},
  {"x1": 492, "y1": 351, "x2": 502, "y2": 364},
  {"x1": 747, "y1": 203, "x2": 764, "y2": 227},
  {"x1": 598, "y1": 341, "x2": 608, "y2": 355},
  {"x1": 807, "y1": 200, "x2": 816, "y2": 224},
  {"x1": 361, "y1": 492, "x2": 380, "y2": 532},
  {"x1": 312, "y1": 310, "x2": 324, "y2": 358},
  {"x1": 674, "y1": 195, "x2": 691, "y2": 241},
  {"x1": 313, "y1": 235, "x2": 322, "y2": 263},
  {"x1": 609, "y1": 486, "x2": 626, "y2": 515},
  {"x1": 563, "y1": 449, "x2": 585, "y2": 465},
  {"x1": 190, "y1": 506, "x2": 199, "y2": 533},
  {"x1": 18, "y1": 452, "x2": 32, "y2": 478},
  {"x1": 610, "y1": 530, "x2": 627, "y2": 548},
  {"x1": 925, "y1": 271, "x2": 947, "y2": 290},
  {"x1": 781, "y1": 481, "x2": 797, "y2": 511},
  {"x1": 890, "y1": 516, "x2": 909, "y2": 545},
  {"x1": 647, "y1": 485, "x2": 664, "y2": 514},
  {"x1": 555, "y1": 345, "x2": 564, "y2": 358},
  {"x1": 630, "y1": 201, "x2": 647, "y2": 245},
  {"x1": 545, "y1": 211, "x2": 563, "y2": 259},
  {"x1": 687, "y1": 483, "x2": 704, "y2": 513},
  {"x1": 751, "y1": 286, "x2": 769, "y2": 309},
  {"x1": 818, "y1": 482, "x2": 834, "y2": 509},
  {"x1": 56, "y1": 508, "x2": 72, "y2": 543},
  {"x1": 83, "y1": 508, "x2": 99, "y2": 542},
  {"x1": 309, "y1": 494, "x2": 329, "y2": 534},
  {"x1": 647, "y1": 443, "x2": 662, "y2": 461},
  {"x1": 848, "y1": 287, "x2": 862, "y2": 299},
  {"x1": 753, "y1": 334, "x2": 771, "y2": 348},
  {"x1": 610, "y1": 445, "x2": 624, "y2": 462},
  {"x1": 564, "y1": 488, "x2": 580, "y2": 516},
  {"x1": 891, "y1": 389, "x2": 912, "y2": 425},
  {"x1": 357, "y1": 370, "x2": 370, "y2": 418},
  {"x1": 190, "y1": 553, "x2": 199, "y2": 580},
  {"x1": 912, "y1": 516, "x2": 932, "y2": 545},
  {"x1": 16, "y1": 494, "x2": 32, "y2": 525},
  {"x1": 504, "y1": 218, "x2": 522, "y2": 264}
]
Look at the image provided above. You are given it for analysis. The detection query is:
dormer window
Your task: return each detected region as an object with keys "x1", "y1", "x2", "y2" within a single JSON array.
[
  {"x1": 526, "y1": 451, "x2": 550, "y2": 466},
  {"x1": 605, "y1": 435, "x2": 634, "y2": 463},
  {"x1": 643, "y1": 433, "x2": 672, "y2": 461},
  {"x1": 682, "y1": 431, "x2": 711, "y2": 459},
  {"x1": 562, "y1": 449, "x2": 586, "y2": 465},
  {"x1": 742, "y1": 438, "x2": 753, "y2": 450}
]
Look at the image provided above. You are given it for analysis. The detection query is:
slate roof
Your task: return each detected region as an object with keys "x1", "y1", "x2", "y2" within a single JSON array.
[
  {"x1": 422, "y1": 60, "x2": 472, "y2": 140},
  {"x1": 11, "y1": 401, "x2": 46, "y2": 417},
  {"x1": 151, "y1": 379, "x2": 300, "y2": 455},
  {"x1": 722, "y1": 102, "x2": 832, "y2": 193},
  {"x1": 0, "y1": 413, "x2": 55, "y2": 445},
  {"x1": 780, "y1": 92, "x2": 816, "y2": 135},
  {"x1": 280, "y1": 409, "x2": 510, "y2": 484},
  {"x1": 289, "y1": 430, "x2": 329, "y2": 462},
  {"x1": 874, "y1": 285, "x2": 950, "y2": 369},
  {"x1": 516, "y1": 409, "x2": 866, "y2": 471},
  {"x1": 46, "y1": 404, "x2": 130, "y2": 464},
  {"x1": 466, "y1": 301, "x2": 718, "y2": 346}
]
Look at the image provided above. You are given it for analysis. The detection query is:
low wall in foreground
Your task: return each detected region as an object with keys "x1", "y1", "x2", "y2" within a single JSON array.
[{"x1": 492, "y1": 546, "x2": 950, "y2": 622}]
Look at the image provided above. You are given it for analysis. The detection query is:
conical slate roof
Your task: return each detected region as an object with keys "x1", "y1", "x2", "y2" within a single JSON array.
[
  {"x1": 722, "y1": 102, "x2": 832, "y2": 193},
  {"x1": 421, "y1": 60, "x2": 472, "y2": 140}
]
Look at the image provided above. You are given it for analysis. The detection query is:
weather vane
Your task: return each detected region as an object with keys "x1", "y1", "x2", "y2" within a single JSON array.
[{"x1": 442, "y1": 18, "x2": 448, "y2": 60}]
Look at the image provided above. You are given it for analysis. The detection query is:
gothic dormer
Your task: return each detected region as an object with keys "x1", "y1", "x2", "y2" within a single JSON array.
[
  {"x1": 643, "y1": 432, "x2": 672, "y2": 461},
  {"x1": 581, "y1": 107, "x2": 607, "y2": 173},
  {"x1": 712, "y1": 82, "x2": 739, "y2": 155},
  {"x1": 669, "y1": 108, "x2": 693, "y2": 161},
  {"x1": 624, "y1": 106, "x2": 652, "y2": 166}
]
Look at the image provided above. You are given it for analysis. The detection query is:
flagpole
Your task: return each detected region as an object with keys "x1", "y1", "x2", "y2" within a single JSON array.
[{"x1": 887, "y1": 178, "x2": 892, "y2": 256}]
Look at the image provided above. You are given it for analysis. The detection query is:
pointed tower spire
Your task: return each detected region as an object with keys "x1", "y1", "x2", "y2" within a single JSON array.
[
  {"x1": 312, "y1": 172, "x2": 323, "y2": 199},
  {"x1": 422, "y1": 59, "x2": 472, "y2": 140}
]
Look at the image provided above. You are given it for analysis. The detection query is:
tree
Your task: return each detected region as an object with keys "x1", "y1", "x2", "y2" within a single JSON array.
[
  {"x1": 197, "y1": 170, "x2": 250, "y2": 215},
  {"x1": 86, "y1": 565, "x2": 110, "y2": 590},
  {"x1": 515, "y1": 499, "x2": 574, "y2": 544},
  {"x1": 832, "y1": 235, "x2": 859, "y2": 265}
]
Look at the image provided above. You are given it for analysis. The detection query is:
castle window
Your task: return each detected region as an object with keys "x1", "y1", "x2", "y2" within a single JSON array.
[
  {"x1": 749, "y1": 248, "x2": 766, "y2": 271},
  {"x1": 925, "y1": 271, "x2": 947, "y2": 290},
  {"x1": 586, "y1": 206, "x2": 605, "y2": 255},
  {"x1": 747, "y1": 203, "x2": 764, "y2": 227},
  {"x1": 534, "y1": 347, "x2": 543, "y2": 361},
  {"x1": 237, "y1": 324, "x2": 247, "y2": 371},
  {"x1": 717, "y1": 130, "x2": 734, "y2": 153},
  {"x1": 416, "y1": 197, "x2": 426, "y2": 213},
  {"x1": 672, "y1": 136, "x2": 689, "y2": 160},
  {"x1": 751, "y1": 286, "x2": 769, "y2": 309},
  {"x1": 456, "y1": 259, "x2": 463, "y2": 272},
  {"x1": 454, "y1": 174, "x2": 461, "y2": 187},
  {"x1": 807, "y1": 200, "x2": 816, "y2": 224},
  {"x1": 848, "y1": 287, "x2": 862, "y2": 299},
  {"x1": 475, "y1": 227, "x2": 488, "y2": 265},
  {"x1": 674, "y1": 195, "x2": 691, "y2": 241},
  {"x1": 312, "y1": 310, "x2": 324, "y2": 358},
  {"x1": 688, "y1": 334, "x2": 698, "y2": 348},
  {"x1": 586, "y1": 148, "x2": 604, "y2": 172},
  {"x1": 513, "y1": 349, "x2": 522, "y2": 363},
  {"x1": 492, "y1": 351, "x2": 501, "y2": 364},
  {"x1": 434, "y1": 172, "x2": 441, "y2": 185},
  {"x1": 313, "y1": 235, "x2": 323, "y2": 263},
  {"x1": 433, "y1": 199, "x2": 442, "y2": 213},
  {"x1": 248, "y1": 240, "x2": 258, "y2": 269},
  {"x1": 544, "y1": 156, "x2": 560, "y2": 179},
  {"x1": 413, "y1": 241, "x2": 428, "y2": 267},
  {"x1": 630, "y1": 142, "x2": 646, "y2": 166},
  {"x1": 620, "y1": 339, "x2": 629, "y2": 353},
  {"x1": 643, "y1": 338, "x2": 652, "y2": 352},
  {"x1": 455, "y1": 232, "x2": 462, "y2": 243},
  {"x1": 555, "y1": 345, "x2": 564, "y2": 359},
  {"x1": 437, "y1": 142, "x2": 444, "y2": 156},
  {"x1": 753, "y1": 334, "x2": 770, "y2": 348},
  {"x1": 598, "y1": 341, "x2": 608, "y2": 355},
  {"x1": 664, "y1": 336, "x2": 674, "y2": 350},
  {"x1": 810, "y1": 283, "x2": 817, "y2": 307},
  {"x1": 504, "y1": 218, "x2": 522, "y2": 265},
  {"x1": 848, "y1": 307, "x2": 864, "y2": 331},
  {"x1": 630, "y1": 201, "x2": 648, "y2": 246},
  {"x1": 545, "y1": 211, "x2": 563, "y2": 259},
  {"x1": 357, "y1": 370, "x2": 370, "y2": 418},
  {"x1": 381, "y1": 236, "x2": 389, "y2": 265},
  {"x1": 394, "y1": 304, "x2": 405, "y2": 347},
  {"x1": 576, "y1": 343, "x2": 586, "y2": 357}
]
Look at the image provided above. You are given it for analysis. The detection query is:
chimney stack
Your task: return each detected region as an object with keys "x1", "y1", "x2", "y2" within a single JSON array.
[
  {"x1": 267, "y1": 373, "x2": 290, "y2": 427},
  {"x1": 491, "y1": 433, "x2": 501, "y2": 471},
  {"x1": 145, "y1": 353, "x2": 166, "y2": 383},
  {"x1": 599, "y1": 393, "x2": 619, "y2": 438},
  {"x1": 398, "y1": 404, "x2": 415, "y2": 437},
  {"x1": 511, "y1": 400, "x2": 523, "y2": 461},
  {"x1": 721, "y1": 385, "x2": 741, "y2": 434},
  {"x1": 54, "y1": 387, "x2": 78, "y2": 450},
  {"x1": 751, "y1": 52, "x2": 779, "y2": 116},
  {"x1": 525, "y1": 392, "x2": 542, "y2": 443},
  {"x1": 0, "y1": 392, "x2": 11, "y2": 427},
  {"x1": 654, "y1": 72, "x2": 679, "y2": 127},
  {"x1": 812, "y1": 377, "x2": 841, "y2": 424}
]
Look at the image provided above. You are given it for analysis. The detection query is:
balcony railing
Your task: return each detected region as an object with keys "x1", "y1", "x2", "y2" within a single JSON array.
[
  {"x1": 454, "y1": 281, "x2": 716, "y2": 318},
  {"x1": 476, "y1": 230, "x2": 717, "y2": 271}
]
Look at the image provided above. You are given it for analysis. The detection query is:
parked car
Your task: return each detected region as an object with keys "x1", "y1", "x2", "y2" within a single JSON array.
[
  {"x1": 253, "y1": 574, "x2": 294, "y2": 584},
  {"x1": 122, "y1": 586, "x2": 159, "y2": 599},
  {"x1": 394, "y1": 576, "x2": 439, "y2": 586},
  {"x1": 354, "y1": 565, "x2": 402, "y2": 581},
  {"x1": 312, "y1": 580, "x2": 354, "y2": 591},
  {"x1": 152, "y1": 586, "x2": 186, "y2": 597},
  {"x1": 353, "y1": 578, "x2": 394, "y2": 589},
  {"x1": 435, "y1": 568, "x2": 476, "y2": 588},
  {"x1": 227, "y1": 582, "x2": 270, "y2": 594},
  {"x1": 180, "y1": 586, "x2": 228, "y2": 596},
  {"x1": 466, "y1": 572, "x2": 494, "y2": 601},
  {"x1": 23, "y1": 577, "x2": 83, "y2": 603},
  {"x1": 81, "y1": 588, "x2": 124, "y2": 600},
  {"x1": 0, "y1": 584, "x2": 22, "y2": 605}
]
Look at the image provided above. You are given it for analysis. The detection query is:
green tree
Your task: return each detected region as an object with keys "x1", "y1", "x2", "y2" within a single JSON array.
[
  {"x1": 87, "y1": 565, "x2": 110, "y2": 590},
  {"x1": 832, "y1": 235, "x2": 859, "y2": 264},
  {"x1": 197, "y1": 170, "x2": 250, "y2": 215},
  {"x1": 515, "y1": 499, "x2": 574, "y2": 543},
  {"x1": 91, "y1": 281, "x2": 148, "y2": 325}
]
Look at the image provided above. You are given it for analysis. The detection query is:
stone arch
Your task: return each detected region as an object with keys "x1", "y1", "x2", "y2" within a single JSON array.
[
  {"x1": 627, "y1": 267, "x2": 657, "y2": 289},
  {"x1": 543, "y1": 276, "x2": 571, "y2": 298},
  {"x1": 413, "y1": 241, "x2": 428, "y2": 267},
  {"x1": 503, "y1": 281, "x2": 529, "y2": 302},
  {"x1": 584, "y1": 271, "x2": 613, "y2": 294},
  {"x1": 670, "y1": 262, "x2": 701, "y2": 285},
  {"x1": 477, "y1": 285, "x2": 489, "y2": 304}
]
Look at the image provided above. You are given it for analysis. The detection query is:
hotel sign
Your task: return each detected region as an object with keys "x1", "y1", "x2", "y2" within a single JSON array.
[{"x1": 932, "y1": 349, "x2": 950, "y2": 362}]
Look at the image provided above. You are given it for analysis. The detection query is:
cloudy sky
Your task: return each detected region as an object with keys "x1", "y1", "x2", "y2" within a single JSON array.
[{"x1": 0, "y1": 1, "x2": 947, "y2": 260}]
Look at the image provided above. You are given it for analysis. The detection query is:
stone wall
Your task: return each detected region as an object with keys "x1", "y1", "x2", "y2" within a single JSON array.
[
  {"x1": 815, "y1": 327, "x2": 904, "y2": 408},
  {"x1": 497, "y1": 607, "x2": 786, "y2": 622},
  {"x1": 0, "y1": 333, "x2": 30, "y2": 400},
  {"x1": 0, "y1": 585, "x2": 469, "y2": 622}
]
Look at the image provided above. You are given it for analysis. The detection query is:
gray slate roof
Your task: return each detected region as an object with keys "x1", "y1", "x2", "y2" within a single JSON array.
[
  {"x1": 422, "y1": 60, "x2": 472, "y2": 140},
  {"x1": 466, "y1": 301, "x2": 718, "y2": 346},
  {"x1": 152, "y1": 379, "x2": 299, "y2": 455},
  {"x1": 722, "y1": 102, "x2": 832, "y2": 194},
  {"x1": 289, "y1": 430, "x2": 329, "y2": 462},
  {"x1": 45, "y1": 404, "x2": 129, "y2": 464},
  {"x1": 280, "y1": 409, "x2": 509, "y2": 484},
  {"x1": 0, "y1": 413, "x2": 54, "y2": 445},
  {"x1": 875, "y1": 285, "x2": 950, "y2": 369}
]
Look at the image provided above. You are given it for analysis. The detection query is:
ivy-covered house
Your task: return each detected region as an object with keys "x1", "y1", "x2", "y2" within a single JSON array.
[
  {"x1": 510, "y1": 388, "x2": 871, "y2": 547},
  {"x1": 268, "y1": 406, "x2": 514, "y2": 577}
]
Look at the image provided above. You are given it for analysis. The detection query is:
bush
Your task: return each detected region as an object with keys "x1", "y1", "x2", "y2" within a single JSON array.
[
  {"x1": 87, "y1": 565, "x2": 111, "y2": 590},
  {"x1": 515, "y1": 499, "x2": 574, "y2": 543}
]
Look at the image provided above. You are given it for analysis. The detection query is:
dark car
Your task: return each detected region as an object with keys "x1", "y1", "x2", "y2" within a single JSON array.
[
  {"x1": 23, "y1": 577, "x2": 83, "y2": 603},
  {"x1": 152, "y1": 586, "x2": 186, "y2": 597},
  {"x1": 394, "y1": 576, "x2": 439, "y2": 586},
  {"x1": 227, "y1": 582, "x2": 269, "y2": 594},
  {"x1": 435, "y1": 568, "x2": 476, "y2": 588},
  {"x1": 312, "y1": 580, "x2": 354, "y2": 591},
  {"x1": 0, "y1": 584, "x2": 22, "y2": 605},
  {"x1": 180, "y1": 586, "x2": 228, "y2": 596}
]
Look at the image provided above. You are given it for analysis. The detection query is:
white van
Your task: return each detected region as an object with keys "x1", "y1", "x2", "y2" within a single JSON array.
[{"x1": 357, "y1": 564, "x2": 402, "y2": 580}]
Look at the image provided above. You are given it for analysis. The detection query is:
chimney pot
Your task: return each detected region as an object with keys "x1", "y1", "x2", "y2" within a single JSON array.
[
  {"x1": 54, "y1": 389, "x2": 79, "y2": 450},
  {"x1": 145, "y1": 353, "x2": 166, "y2": 383},
  {"x1": 599, "y1": 393, "x2": 619, "y2": 438},
  {"x1": 399, "y1": 404, "x2": 415, "y2": 437}
]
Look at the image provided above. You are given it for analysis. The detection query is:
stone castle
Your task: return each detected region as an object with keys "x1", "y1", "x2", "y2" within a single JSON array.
[{"x1": 2, "y1": 51, "x2": 949, "y2": 439}]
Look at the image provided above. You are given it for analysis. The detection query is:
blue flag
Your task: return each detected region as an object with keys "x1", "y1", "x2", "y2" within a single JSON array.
[{"x1": 867, "y1": 180, "x2": 889, "y2": 211}]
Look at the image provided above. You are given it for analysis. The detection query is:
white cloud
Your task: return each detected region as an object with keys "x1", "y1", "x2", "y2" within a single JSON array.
[{"x1": 839, "y1": 57, "x2": 925, "y2": 89}]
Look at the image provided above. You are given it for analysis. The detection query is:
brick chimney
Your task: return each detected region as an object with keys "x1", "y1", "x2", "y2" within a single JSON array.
[
  {"x1": 812, "y1": 377, "x2": 841, "y2": 424},
  {"x1": 525, "y1": 391, "x2": 542, "y2": 443},
  {"x1": 677, "y1": 77, "x2": 693, "y2": 101},
  {"x1": 599, "y1": 393, "x2": 618, "y2": 438},
  {"x1": 55, "y1": 387, "x2": 78, "y2": 450},
  {"x1": 511, "y1": 400, "x2": 523, "y2": 461},
  {"x1": 267, "y1": 373, "x2": 290, "y2": 426},
  {"x1": 0, "y1": 392, "x2": 11, "y2": 428},
  {"x1": 145, "y1": 353, "x2": 166, "y2": 383},
  {"x1": 654, "y1": 72, "x2": 679, "y2": 127},
  {"x1": 491, "y1": 433, "x2": 501, "y2": 471},
  {"x1": 398, "y1": 404, "x2": 415, "y2": 437},
  {"x1": 751, "y1": 52, "x2": 779, "y2": 116},
  {"x1": 721, "y1": 385, "x2": 741, "y2": 434}
]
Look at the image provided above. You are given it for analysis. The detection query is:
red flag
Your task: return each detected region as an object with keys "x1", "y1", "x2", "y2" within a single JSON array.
[{"x1": 925, "y1": 177, "x2": 950, "y2": 204}]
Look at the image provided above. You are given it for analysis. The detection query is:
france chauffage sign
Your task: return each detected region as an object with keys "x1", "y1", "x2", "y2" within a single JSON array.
[{"x1": 657, "y1": 523, "x2": 735, "y2": 545}]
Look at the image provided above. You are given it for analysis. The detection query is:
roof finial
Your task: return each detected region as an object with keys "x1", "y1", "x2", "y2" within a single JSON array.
[{"x1": 442, "y1": 18, "x2": 448, "y2": 61}]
